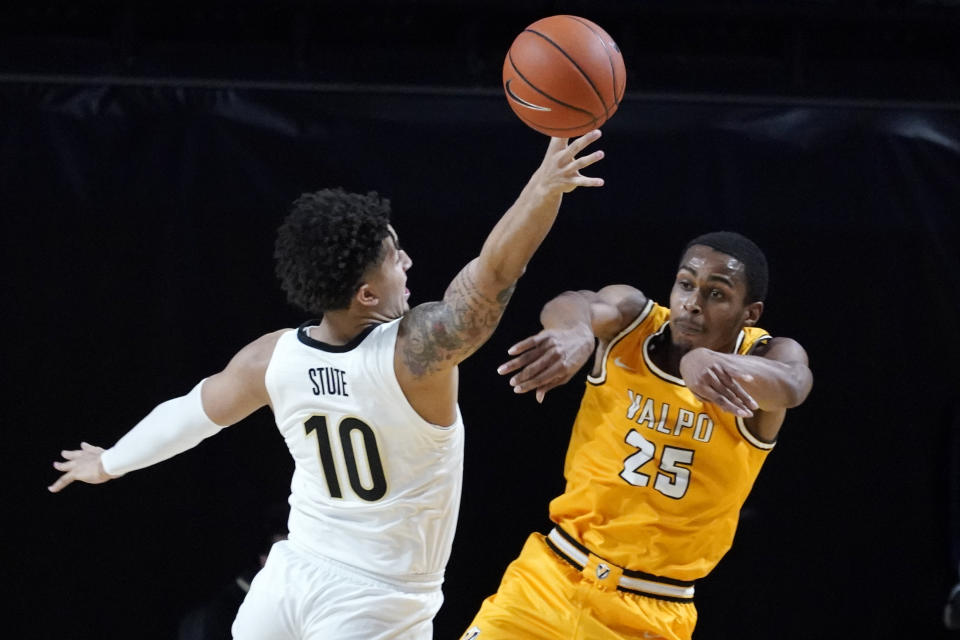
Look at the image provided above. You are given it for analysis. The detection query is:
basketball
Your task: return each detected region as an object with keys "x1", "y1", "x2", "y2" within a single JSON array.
[{"x1": 503, "y1": 15, "x2": 626, "y2": 137}]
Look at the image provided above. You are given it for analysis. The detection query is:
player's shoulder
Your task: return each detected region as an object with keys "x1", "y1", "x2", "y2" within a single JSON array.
[
  {"x1": 593, "y1": 284, "x2": 647, "y2": 309},
  {"x1": 590, "y1": 284, "x2": 651, "y2": 341},
  {"x1": 749, "y1": 335, "x2": 807, "y2": 363},
  {"x1": 232, "y1": 329, "x2": 293, "y2": 370},
  {"x1": 252, "y1": 328, "x2": 293, "y2": 349},
  {"x1": 395, "y1": 301, "x2": 447, "y2": 357}
]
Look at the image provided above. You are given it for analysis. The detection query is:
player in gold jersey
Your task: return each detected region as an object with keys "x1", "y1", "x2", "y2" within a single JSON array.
[{"x1": 460, "y1": 232, "x2": 813, "y2": 640}]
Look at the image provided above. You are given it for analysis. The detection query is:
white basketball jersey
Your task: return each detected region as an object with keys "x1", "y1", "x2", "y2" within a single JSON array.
[{"x1": 264, "y1": 318, "x2": 465, "y2": 586}]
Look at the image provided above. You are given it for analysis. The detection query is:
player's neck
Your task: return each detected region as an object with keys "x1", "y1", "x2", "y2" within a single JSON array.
[
  {"x1": 311, "y1": 311, "x2": 382, "y2": 346},
  {"x1": 649, "y1": 329, "x2": 687, "y2": 378},
  {"x1": 654, "y1": 325, "x2": 742, "y2": 375}
]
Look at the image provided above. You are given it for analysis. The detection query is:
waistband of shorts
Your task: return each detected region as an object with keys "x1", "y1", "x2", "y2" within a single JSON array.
[
  {"x1": 544, "y1": 526, "x2": 696, "y2": 602},
  {"x1": 284, "y1": 538, "x2": 445, "y2": 593}
]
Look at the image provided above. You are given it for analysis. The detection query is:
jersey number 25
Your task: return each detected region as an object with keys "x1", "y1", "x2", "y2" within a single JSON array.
[{"x1": 619, "y1": 429, "x2": 694, "y2": 499}]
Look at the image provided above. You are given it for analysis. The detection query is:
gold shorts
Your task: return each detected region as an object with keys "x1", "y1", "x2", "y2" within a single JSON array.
[{"x1": 459, "y1": 533, "x2": 697, "y2": 640}]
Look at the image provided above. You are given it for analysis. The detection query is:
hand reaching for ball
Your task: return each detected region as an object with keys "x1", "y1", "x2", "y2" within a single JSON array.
[{"x1": 535, "y1": 130, "x2": 605, "y2": 195}]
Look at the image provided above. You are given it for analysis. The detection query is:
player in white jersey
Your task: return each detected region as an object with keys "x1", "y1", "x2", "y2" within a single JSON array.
[{"x1": 47, "y1": 131, "x2": 606, "y2": 639}]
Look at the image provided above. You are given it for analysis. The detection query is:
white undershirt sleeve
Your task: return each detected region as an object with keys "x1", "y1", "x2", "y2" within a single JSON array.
[{"x1": 100, "y1": 379, "x2": 224, "y2": 477}]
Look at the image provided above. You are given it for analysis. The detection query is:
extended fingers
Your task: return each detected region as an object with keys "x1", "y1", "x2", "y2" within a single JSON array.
[
  {"x1": 570, "y1": 149, "x2": 605, "y2": 172},
  {"x1": 717, "y1": 397, "x2": 751, "y2": 418},
  {"x1": 566, "y1": 150, "x2": 605, "y2": 189},
  {"x1": 534, "y1": 378, "x2": 565, "y2": 404},
  {"x1": 511, "y1": 359, "x2": 565, "y2": 393},
  {"x1": 566, "y1": 129, "x2": 602, "y2": 156},
  {"x1": 500, "y1": 334, "x2": 550, "y2": 374},
  {"x1": 498, "y1": 349, "x2": 542, "y2": 376},
  {"x1": 516, "y1": 369, "x2": 574, "y2": 403},
  {"x1": 570, "y1": 174, "x2": 604, "y2": 189},
  {"x1": 506, "y1": 335, "x2": 541, "y2": 357},
  {"x1": 508, "y1": 351, "x2": 560, "y2": 390},
  {"x1": 49, "y1": 443, "x2": 104, "y2": 493},
  {"x1": 547, "y1": 136, "x2": 570, "y2": 153},
  {"x1": 712, "y1": 367, "x2": 758, "y2": 410},
  {"x1": 702, "y1": 368, "x2": 754, "y2": 417},
  {"x1": 699, "y1": 382, "x2": 750, "y2": 417},
  {"x1": 565, "y1": 138, "x2": 605, "y2": 189},
  {"x1": 47, "y1": 470, "x2": 74, "y2": 493},
  {"x1": 502, "y1": 329, "x2": 589, "y2": 396}
]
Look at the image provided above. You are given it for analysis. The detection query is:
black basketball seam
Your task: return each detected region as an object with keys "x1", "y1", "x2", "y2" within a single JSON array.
[
  {"x1": 524, "y1": 24, "x2": 609, "y2": 119},
  {"x1": 565, "y1": 15, "x2": 624, "y2": 106},
  {"x1": 507, "y1": 50, "x2": 599, "y2": 126}
]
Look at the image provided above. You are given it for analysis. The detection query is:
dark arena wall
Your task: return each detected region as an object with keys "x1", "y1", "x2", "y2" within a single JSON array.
[{"x1": 8, "y1": 2, "x2": 960, "y2": 638}]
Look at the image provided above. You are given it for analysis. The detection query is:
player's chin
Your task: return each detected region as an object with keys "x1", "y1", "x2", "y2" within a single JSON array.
[{"x1": 671, "y1": 334, "x2": 704, "y2": 352}]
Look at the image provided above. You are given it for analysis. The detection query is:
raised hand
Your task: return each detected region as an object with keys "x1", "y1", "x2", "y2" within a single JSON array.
[{"x1": 534, "y1": 130, "x2": 605, "y2": 196}]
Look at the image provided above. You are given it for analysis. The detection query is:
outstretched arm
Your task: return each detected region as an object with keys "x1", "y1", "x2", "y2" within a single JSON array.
[
  {"x1": 498, "y1": 284, "x2": 649, "y2": 403},
  {"x1": 679, "y1": 336, "x2": 812, "y2": 442},
  {"x1": 395, "y1": 132, "x2": 605, "y2": 421},
  {"x1": 48, "y1": 331, "x2": 281, "y2": 493}
]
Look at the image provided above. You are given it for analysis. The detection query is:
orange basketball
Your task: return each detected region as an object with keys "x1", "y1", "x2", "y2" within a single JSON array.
[{"x1": 503, "y1": 15, "x2": 626, "y2": 137}]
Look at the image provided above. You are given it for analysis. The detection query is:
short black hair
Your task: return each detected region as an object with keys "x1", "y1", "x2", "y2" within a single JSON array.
[
  {"x1": 683, "y1": 231, "x2": 768, "y2": 303},
  {"x1": 274, "y1": 188, "x2": 392, "y2": 314}
]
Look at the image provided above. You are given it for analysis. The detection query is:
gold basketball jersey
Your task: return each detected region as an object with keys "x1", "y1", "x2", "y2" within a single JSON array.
[{"x1": 549, "y1": 300, "x2": 774, "y2": 582}]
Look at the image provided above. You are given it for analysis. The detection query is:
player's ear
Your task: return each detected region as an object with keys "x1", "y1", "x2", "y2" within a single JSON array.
[
  {"x1": 355, "y1": 283, "x2": 380, "y2": 308},
  {"x1": 742, "y1": 301, "x2": 763, "y2": 327}
]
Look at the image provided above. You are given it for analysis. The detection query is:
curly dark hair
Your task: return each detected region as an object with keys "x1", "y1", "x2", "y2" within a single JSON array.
[{"x1": 274, "y1": 188, "x2": 392, "y2": 314}]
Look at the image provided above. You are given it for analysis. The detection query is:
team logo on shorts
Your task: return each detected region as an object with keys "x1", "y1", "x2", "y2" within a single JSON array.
[
  {"x1": 596, "y1": 563, "x2": 611, "y2": 580},
  {"x1": 460, "y1": 627, "x2": 481, "y2": 640}
]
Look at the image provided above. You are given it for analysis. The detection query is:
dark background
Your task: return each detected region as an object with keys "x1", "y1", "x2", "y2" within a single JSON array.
[{"x1": 5, "y1": 1, "x2": 959, "y2": 638}]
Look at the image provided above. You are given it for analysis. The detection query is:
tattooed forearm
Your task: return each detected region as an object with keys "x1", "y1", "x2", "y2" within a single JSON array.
[{"x1": 400, "y1": 263, "x2": 516, "y2": 377}]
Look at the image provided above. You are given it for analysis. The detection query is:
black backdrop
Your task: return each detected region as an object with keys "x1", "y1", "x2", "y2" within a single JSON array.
[{"x1": 5, "y1": 81, "x2": 959, "y2": 639}]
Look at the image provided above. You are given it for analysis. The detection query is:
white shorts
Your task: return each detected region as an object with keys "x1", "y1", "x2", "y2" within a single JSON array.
[{"x1": 231, "y1": 539, "x2": 443, "y2": 640}]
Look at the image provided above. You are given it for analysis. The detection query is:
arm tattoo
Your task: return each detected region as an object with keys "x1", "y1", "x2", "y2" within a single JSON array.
[{"x1": 400, "y1": 264, "x2": 515, "y2": 377}]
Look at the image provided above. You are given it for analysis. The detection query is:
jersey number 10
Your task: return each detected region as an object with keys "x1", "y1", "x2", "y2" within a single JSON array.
[{"x1": 304, "y1": 415, "x2": 388, "y2": 501}]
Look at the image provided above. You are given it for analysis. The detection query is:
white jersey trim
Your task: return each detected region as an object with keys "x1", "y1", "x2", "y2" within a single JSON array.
[
  {"x1": 587, "y1": 299, "x2": 655, "y2": 386},
  {"x1": 736, "y1": 415, "x2": 777, "y2": 450}
]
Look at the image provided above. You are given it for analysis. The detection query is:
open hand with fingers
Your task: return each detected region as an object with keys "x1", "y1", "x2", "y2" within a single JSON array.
[
  {"x1": 533, "y1": 130, "x2": 605, "y2": 196},
  {"x1": 498, "y1": 323, "x2": 595, "y2": 403},
  {"x1": 48, "y1": 442, "x2": 116, "y2": 493},
  {"x1": 679, "y1": 348, "x2": 760, "y2": 418}
]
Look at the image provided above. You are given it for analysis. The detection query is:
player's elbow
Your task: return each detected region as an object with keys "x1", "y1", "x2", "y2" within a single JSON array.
[{"x1": 783, "y1": 364, "x2": 813, "y2": 408}]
